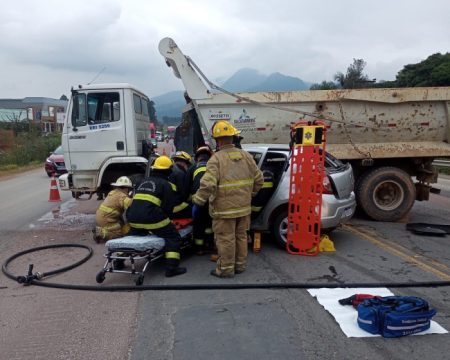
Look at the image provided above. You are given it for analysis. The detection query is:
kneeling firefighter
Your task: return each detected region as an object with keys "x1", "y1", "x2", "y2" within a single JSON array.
[
  {"x1": 170, "y1": 151, "x2": 192, "y2": 219},
  {"x1": 94, "y1": 176, "x2": 133, "y2": 242},
  {"x1": 126, "y1": 156, "x2": 187, "y2": 277}
]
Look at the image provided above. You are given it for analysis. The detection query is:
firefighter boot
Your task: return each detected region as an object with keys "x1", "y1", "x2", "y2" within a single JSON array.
[{"x1": 165, "y1": 259, "x2": 187, "y2": 277}]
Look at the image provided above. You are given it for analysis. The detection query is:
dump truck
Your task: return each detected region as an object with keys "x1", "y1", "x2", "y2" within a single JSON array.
[{"x1": 159, "y1": 37, "x2": 450, "y2": 221}]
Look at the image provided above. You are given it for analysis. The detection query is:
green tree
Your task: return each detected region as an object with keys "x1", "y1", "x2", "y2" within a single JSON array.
[
  {"x1": 310, "y1": 81, "x2": 338, "y2": 90},
  {"x1": 396, "y1": 53, "x2": 450, "y2": 87},
  {"x1": 334, "y1": 59, "x2": 375, "y2": 89}
]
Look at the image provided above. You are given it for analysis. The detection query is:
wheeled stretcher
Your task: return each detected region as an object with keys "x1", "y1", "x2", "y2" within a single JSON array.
[{"x1": 96, "y1": 223, "x2": 192, "y2": 285}]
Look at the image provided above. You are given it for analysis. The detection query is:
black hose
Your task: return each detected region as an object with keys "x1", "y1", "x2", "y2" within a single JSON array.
[
  {"x1": 3, "y1": 244, "x2": 450, "y2": 292},
  {"x1": 2, "y1": 243, "x2": 93, "y2": 284}
]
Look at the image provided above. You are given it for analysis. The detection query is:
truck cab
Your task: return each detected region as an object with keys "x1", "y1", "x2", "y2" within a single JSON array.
[{"x1": 60, "y1": 83, "x2": 152, "y2": 198}]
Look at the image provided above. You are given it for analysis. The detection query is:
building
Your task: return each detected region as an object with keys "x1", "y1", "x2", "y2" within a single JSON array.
[{"x1": 0, "y1": 97, "x2": 68, "y2": 133}]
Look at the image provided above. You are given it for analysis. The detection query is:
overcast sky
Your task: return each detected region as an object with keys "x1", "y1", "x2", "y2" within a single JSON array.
[{"x1": 0, "y1": 0, "x2": 449, "y2": 99}]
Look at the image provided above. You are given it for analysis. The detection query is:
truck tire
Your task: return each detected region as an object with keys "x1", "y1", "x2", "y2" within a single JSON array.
[{"x1": 356, "y1": 166, "x2": 415, "y2": 222}]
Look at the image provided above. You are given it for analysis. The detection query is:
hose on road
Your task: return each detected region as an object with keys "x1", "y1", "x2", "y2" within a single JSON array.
[{"x1": 3, "y1": 243, "x2": 450, "y2": 292}]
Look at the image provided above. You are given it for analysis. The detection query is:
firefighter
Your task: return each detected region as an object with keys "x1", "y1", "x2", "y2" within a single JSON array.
[
  {"x1": 251, "y1": 167, "x2": 276, "y2": 220},
  {"x1": 94, "y1": 176, "x2": 133, "y2": 242},
  {"x1": 170, "y1": 151, "x2": 192, "y2": 219},
  {"x1": 192, "y1": 120, "x2": 264, "y2": 278},
  {"x1": 126, "y1": 156, "x2": 187, "y2": 277},
  {"x1": 189, "y1": 145, "x2": 214, "y2": 254}
]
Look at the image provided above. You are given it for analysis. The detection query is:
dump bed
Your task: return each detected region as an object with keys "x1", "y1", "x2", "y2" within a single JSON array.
[{"x1": 159, "y1": 38, "x2": 450, "y2": 160}]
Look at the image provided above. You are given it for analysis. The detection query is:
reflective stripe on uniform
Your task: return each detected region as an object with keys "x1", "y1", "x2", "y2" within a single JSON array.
[
  {"x1": 192, "y1": 193, "x2": 208, "y2": 205},
  {"x1": 204, "y1": 228, "x2": 213, "y2": 234},
  {"x1": 174, "y1": 201, "x2": 189, "y2": 213},
  {"x1": 251, "y1": 206, "x2": 263, "y2": 212},
  {"x1": 193, "y1": 166, "x2": 206, "y2": 179},
  {"x1": 194, "y1": 238, "x2": 204, "y2": 245},
  {"x1": 165, "y1": 251, "x2": 180, "y2": 260},
  {"x1": 219, "y1": 265, "x2": 235, "y2": 270},
  {"x1": 129, "y1": 217, "x2": 170, "y2": 230},
  {"x1": 169, "y1": 182, "x2": 177, "y2": 191},
  {"x1": 99, "y1": 204, "x2": 120, "y2": 216},
  {"x1": 202, "y1": 173, "x2": 217, "y2": 184},
  {"x1": 227, "y1": 151, "x2": 242, "y2": 160},
  {"x1": 133, "y1": 193, "x2": 162, "y2": 206},
  {"x1": 213, "y1": 206, "x2": 251, "y2": 216},
  {"x1": 218, "y1": 178, "x2": 254, "y2": 189},
  {"x1": 262, "y1": 181, "x2": 274, "y2": 188}
]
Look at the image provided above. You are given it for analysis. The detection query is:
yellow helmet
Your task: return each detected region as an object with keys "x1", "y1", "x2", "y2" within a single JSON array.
[
  {"x1": 110, "y1": 176, "x2": 133, "y2": 188},
  {"x1": 173, "y1": 150, "x2": 192, "y2": 163},
  {"x1": 152, "y1": 155, "x2": 173, "y2": 170},
  {"x1": 211, "y1": 120, "x2": 235, "y2": 138}
]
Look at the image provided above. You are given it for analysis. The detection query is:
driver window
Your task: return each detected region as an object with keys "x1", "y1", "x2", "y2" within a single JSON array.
[{"x1": 71, "y1": 93, "x2": 87, "y2": 127}]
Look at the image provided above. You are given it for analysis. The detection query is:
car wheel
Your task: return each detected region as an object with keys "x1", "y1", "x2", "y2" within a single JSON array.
[
  {"x1": 356, "y1": 166, "x2": 415, "y2": 222},
  {"x1": 272, "y1": 209, "x2": 289, "y2": 249}
]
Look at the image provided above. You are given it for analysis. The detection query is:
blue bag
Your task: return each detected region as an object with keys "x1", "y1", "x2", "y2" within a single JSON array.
[{"x1": 357, "y1": 296, "x2": 436, "y2": 338}]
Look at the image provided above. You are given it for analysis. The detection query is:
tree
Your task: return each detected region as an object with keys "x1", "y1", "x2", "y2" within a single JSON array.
[
  {"x1": 148, "y1": 100, "x2": 157, "y2": 122},
  {"x1": 334, "y1": 59, "x2": 374, "y2": 89},
  {"x1": 59, "y1": 94, "x2": 68, "y2": 101},
  {"x1": 310, "y1": 81, "x2": 338, "y2": 90},
  {"x1": 396, "y1": 53, "x2": 450, "y2": 87}
]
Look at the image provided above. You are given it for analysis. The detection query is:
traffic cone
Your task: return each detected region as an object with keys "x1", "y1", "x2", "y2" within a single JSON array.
[{"x1": 48, "y1": 173, "x2": 62, "y2": 202}]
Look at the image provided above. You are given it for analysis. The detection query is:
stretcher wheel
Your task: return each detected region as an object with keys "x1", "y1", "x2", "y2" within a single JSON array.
[
  {"x1": 96, "y1": 270, "x2": 106, "y2": 283},
  {"x1": 135, "y1": 274, "x2": 144, "y2": 286}
]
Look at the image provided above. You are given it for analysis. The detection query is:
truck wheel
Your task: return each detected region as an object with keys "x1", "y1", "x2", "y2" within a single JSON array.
[
  {"x1": 356, "y1": 167, "x2": 415, "y2": 222},
  {"x1": 272, "y1": 210, "x2": 288, "y2": 248}
]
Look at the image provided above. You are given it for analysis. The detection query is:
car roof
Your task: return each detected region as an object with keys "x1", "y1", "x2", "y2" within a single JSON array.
[{"x1": 242, "y1": 144, "x2": 290, "y2": 152}]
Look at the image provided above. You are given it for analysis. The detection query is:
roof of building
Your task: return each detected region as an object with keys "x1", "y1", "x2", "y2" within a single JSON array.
[{"x1": 0, "y1": 97, "x2": 68, "y2": 109}]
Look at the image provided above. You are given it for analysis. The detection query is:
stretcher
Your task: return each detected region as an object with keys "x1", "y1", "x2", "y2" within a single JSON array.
[{"x1": 96, "y1": 220, "x2": 192, "y2": 285}]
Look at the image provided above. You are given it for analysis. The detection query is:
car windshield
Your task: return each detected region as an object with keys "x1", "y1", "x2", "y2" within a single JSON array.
[{"x1": 53, "y1": 146, "x2": 64, "y2": 155}]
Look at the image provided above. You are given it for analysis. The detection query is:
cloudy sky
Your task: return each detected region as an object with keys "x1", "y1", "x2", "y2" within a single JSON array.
[{"x1": 0, "y1": 0, "x2": 449, "y2": 99}]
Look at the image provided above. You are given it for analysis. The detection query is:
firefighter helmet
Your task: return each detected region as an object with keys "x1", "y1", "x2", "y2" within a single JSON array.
[
  {"x1": 152, "y1": 155, "x2": 173, "y2": 170},
  {"x1": 195, "y1": 145, "x2": 213, "y2": 159},
  {"x1": 211, "y1": 120, "x2": 235, "y2": 138},
  {"x1": 110, "y1": 176, "x2": 133, "y2": 188},
  {"x1": 172, "y1": 151, "x2": 192, "y2": 163}
]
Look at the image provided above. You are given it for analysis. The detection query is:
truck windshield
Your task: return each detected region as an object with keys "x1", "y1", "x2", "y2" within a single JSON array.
[{"x1": 71, "y1": 92, "x2": 120, "y2": 127}]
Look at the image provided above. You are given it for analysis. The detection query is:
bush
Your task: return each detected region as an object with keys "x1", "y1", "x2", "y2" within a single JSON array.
[{"x1": 0, "y1": 132, "x2": 61, "y2": 168}]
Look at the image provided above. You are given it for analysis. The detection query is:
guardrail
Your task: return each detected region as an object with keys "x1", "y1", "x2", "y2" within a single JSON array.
[{"x1": 433, "y1": 160, "x2": 450, "y2": 168}]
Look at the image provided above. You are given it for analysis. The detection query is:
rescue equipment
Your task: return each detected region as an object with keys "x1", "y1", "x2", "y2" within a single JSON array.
[
  {"x1": 152, "y1": 155, "x2": 173, "y2": 170},
  {"x1": 48, "y1": 173, "x2": 62, "y2": 202},
  {"x1": 339, "y1": 294, "x2": 379, "y2": 308},
  {"x1": 357, "y1": 296, "x2": 437, "y2": 337},
  {"x1": 287, "y1": 120, "x2": 326, "y2": 255}
]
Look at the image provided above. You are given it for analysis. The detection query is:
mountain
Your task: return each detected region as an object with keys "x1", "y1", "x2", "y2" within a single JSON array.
[
  {"x1": 221, "y1": 68, "x2": 267, "y2": 92},
  {"x1": 153, "y1": 69, "x2": 311, "y2": 123},
  {"x1": 152, "y1": 90, "x2": 185, "y2": 121}
]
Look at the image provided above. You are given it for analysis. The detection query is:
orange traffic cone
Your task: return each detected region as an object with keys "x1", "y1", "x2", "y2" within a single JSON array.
[{"x1": 49, "y1": 173, "x2": 62, "y2": 202}]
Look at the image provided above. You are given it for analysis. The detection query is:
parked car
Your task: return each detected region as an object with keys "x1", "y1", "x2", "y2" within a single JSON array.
[
  {"x1": 244, "y1": 144, "x2": 356, "y2": 247},
  {"x1": 45, "y1": 145, "x2": 67, "y2": 177}
]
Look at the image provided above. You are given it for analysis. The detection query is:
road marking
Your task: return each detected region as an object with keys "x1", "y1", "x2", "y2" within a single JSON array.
[{"x1": 343, "y1": 224, "x2": 450, "y2": 281}]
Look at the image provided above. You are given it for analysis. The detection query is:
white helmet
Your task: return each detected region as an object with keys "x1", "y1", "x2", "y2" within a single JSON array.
[{"x1": 110, "y1": 176, "x2": 133, "y2": 188}]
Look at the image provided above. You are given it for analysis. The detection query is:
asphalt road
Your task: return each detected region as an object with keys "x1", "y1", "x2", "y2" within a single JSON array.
[{"x1": 1, "y1": 169, "x2": 450, "y2": 359}]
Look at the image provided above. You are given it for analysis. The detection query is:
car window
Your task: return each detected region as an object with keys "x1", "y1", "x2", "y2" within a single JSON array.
[
  {"x1": 248, "y1": 151, "x2": 263, "y2": 165},
  {"x1": 71, "y1": 93, "x2": 87, "y2": 127},
  {"x1": 262, "y1": 151, "x2": 288, "y2": 185},
  {"x1": 133, "y1": 94, "x2": 142, "y2": 114}
]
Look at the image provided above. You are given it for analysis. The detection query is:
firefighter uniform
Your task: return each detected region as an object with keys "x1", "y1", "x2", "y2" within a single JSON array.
[
  {"x1": 126, "y1": 156, "x2": 186, "y2": 277},
  {"x1": 169, "y1": 163, "x2": 192, "y2": 219},
  {"x1": 193, "y1": 122, "x2": 264, "y2": 277},
  {"x1": 251, "y1": 168, "x2": 276, "y2": 220},
  {"x1": 189, "y1": 146, "x2": 213, "y2": 253},
  {"x1": 95, "y1": 179, "x2": 133, "y2": 242}
]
